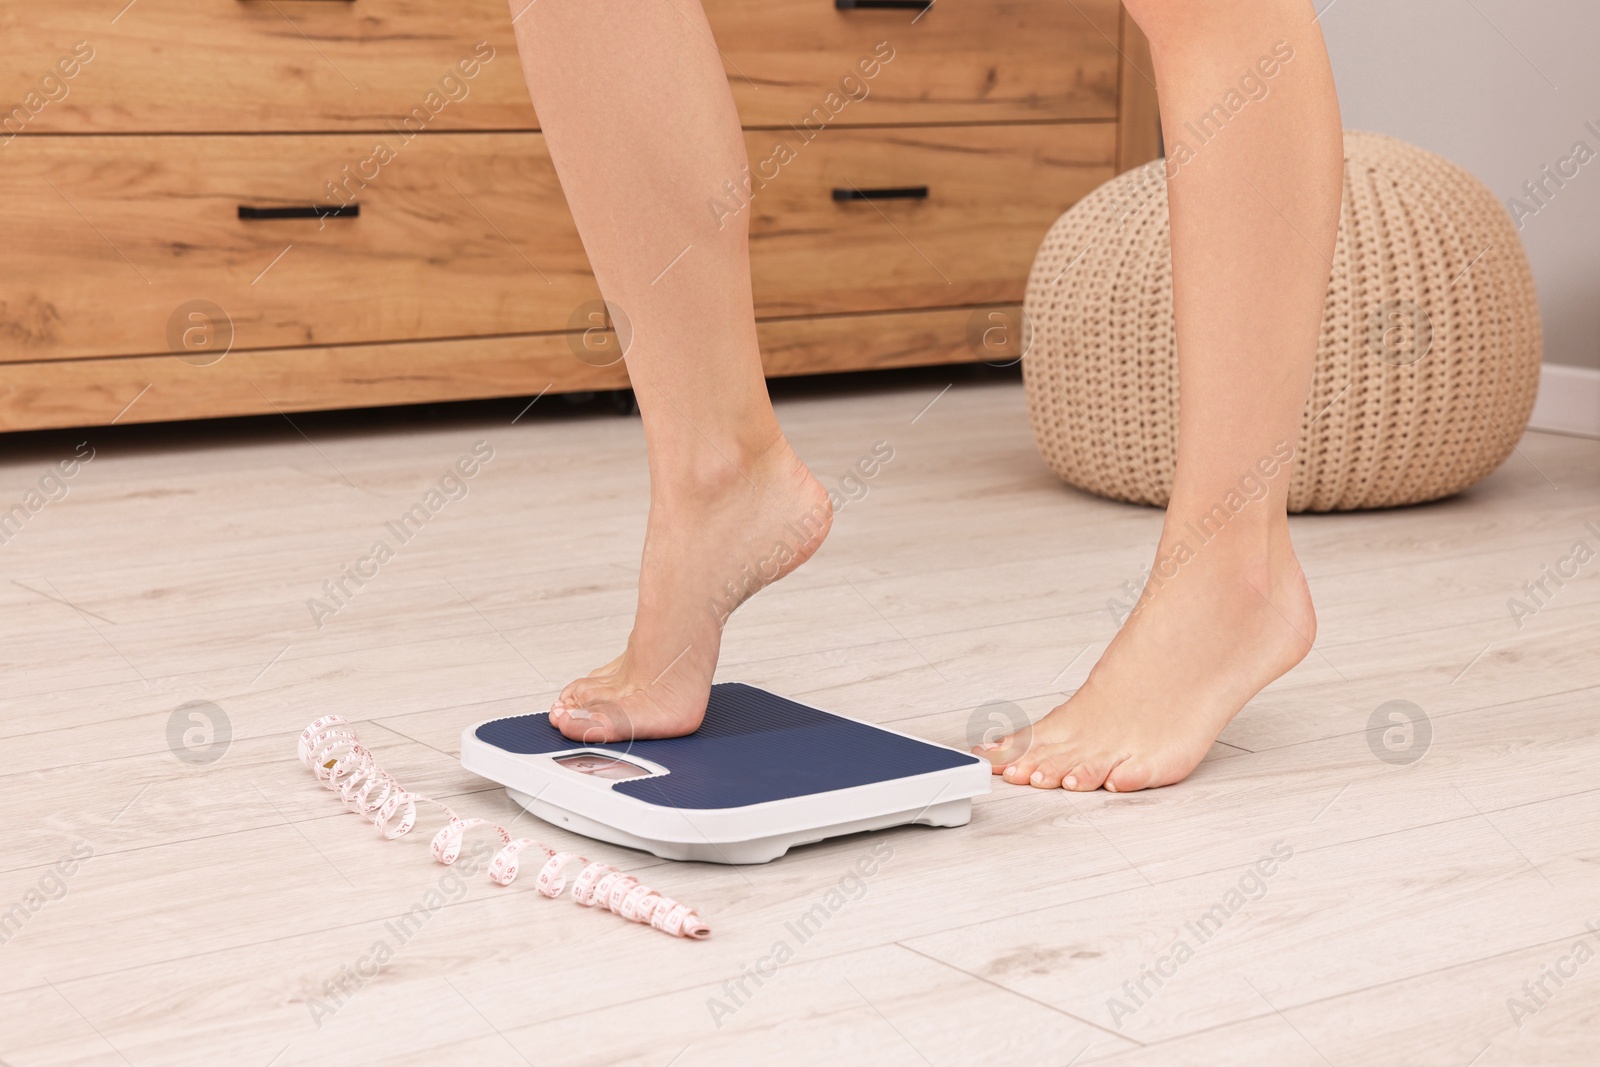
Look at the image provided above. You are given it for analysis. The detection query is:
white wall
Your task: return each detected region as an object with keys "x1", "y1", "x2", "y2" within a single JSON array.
[{"x1": 1319, "y1": 0, "x2": 1600, "y2": 371}]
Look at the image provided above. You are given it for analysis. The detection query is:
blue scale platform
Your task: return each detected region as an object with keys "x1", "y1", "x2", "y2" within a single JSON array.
[{"x1": 461, "y1": 683, "x2": 992, "y2": 863}]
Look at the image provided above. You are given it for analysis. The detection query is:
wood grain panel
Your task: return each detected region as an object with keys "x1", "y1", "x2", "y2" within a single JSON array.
[
  {"x1": 1, "y1": 126, "x2": 1102, "y2": 364},
  {"x1": 0, "y1": 307, "x2": 1008, "y2": 430},
  {"x1": 759, "y1": 305, "x2": 1018, "y2": 376},
  {"x1": 0, "y1": 1, "x2": 536, "y2": 133},
  {"x1": 744, "y1": 123, "x2": 1115, "y2": 316},
  {"x1": 709, "y1": 0, "x2": 1122, "y2": 125},
  {"x1": 0, "y1": 133, "x2": 596, "y2": 363},
  {"x1": 0, "y1": 0, "x2": 1122, "y2": 135},
  {"x1": 0, "y1": 334, "x2": 624, "y2": 431},
  {"x1": 1116, "y1": 9, "x2": 1163, "y2": 172}
]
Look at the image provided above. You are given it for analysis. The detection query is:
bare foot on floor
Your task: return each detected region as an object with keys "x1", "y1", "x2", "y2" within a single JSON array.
[
  {"x1": 976, "y1": 521, "x2": 1315, "y2": 793},
  {"x1": 549, "y1": 438, "x2": 832, "y2": 743}
]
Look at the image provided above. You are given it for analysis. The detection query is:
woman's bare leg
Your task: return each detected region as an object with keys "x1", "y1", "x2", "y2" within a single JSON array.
[
  {"x1": 980, "y1": 0, "x2": 1342, "y2": 790},
  {"x1": 509, "y1": 0, "x2": 832, "y2": 741}
]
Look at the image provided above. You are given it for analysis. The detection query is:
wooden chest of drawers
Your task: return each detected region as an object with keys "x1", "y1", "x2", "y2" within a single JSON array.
[{"x1": 0, "y1": 0, "x2": 1157, "y2": 431}]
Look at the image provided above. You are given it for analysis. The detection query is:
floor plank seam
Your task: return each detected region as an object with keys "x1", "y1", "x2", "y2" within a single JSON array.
[
  {"x1": 1246, "y1": 681, "x2": 1600, "y2": 756},
  {"x1": 0, "y1": 783, "x2": 672, "y2": 876},
  {"x1": 873, "y1": 801, "x2": 1596, "y2": 956},
  {"x1": 894, "y1": 940, "x2": 1147, "y2": 1050},
  {"x1": 1082, "y1": 917, "x2": 1600, "y2": 1059}
]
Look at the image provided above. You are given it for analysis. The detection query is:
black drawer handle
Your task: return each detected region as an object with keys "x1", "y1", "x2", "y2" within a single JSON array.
[
  {"x1": 832, "y1": 186, "x2": 928, "y2": 202},
  {"x1": 836, "y1": 0, "x2": 932, "y2": 9},
  {"x1": 238, "y1": 204, "x2": 360, "y2": 221}
]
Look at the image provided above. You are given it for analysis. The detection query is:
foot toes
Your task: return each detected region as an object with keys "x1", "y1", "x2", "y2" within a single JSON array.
[
  {"x1": 1027, "y1": 754, "x2": 1078, "y2": 790},
  {"x1": 556, "y1": 653, "x2": 628, "y2": 712},
  {"x1": 973, "y1": 727, "x2": 1032, "y2": 771},
  {"x1": 552, "y1": 696, "x2": 636, "y2": 744},
  {"x1": 553, "y1": 706, "x2": 606, "y2": 743},
  {"x1": 1000, "y1": 755, "x2": 1040, "y2": 786},
  {"x1": 561, "y1": 675, "x2": 609, "y2": 707},
  {"x1": 1061, "y1": 759, "x2": 1113, "y2": 792},
  {"x1": 1105, "y1": 758, "x2": 1156, "y2": 794}
]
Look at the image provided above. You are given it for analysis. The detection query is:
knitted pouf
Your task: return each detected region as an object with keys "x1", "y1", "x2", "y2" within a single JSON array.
[{"x1": 1021, "y1": 130, "x2": 1542, "y2": 512}]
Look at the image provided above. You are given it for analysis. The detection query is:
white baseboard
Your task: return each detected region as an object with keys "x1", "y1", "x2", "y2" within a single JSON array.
[{"x1": 1530, "y1": 363, "x2": 1600, "y2": 439}]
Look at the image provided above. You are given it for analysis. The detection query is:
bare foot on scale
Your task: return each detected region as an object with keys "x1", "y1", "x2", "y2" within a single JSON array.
[
  {"x1": 977, "y1": 518, "x2": 1315, "y2": 793},
  {"x1": 549, "y1": 438, "x2": 832, "y2": 743}
]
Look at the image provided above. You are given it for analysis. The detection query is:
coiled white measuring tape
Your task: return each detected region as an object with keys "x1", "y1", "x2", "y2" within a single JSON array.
[{"x1": 298, "y1": 715, "x2": 710, "y2": 939}]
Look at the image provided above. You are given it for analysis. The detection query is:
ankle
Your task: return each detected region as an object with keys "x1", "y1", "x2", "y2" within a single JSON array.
[
  {"x1": 649, "y1": 429, "x2": 790, "y2": 504},
  {"x1": 1149, "y1": 506, "x2": 1300, "y2": 594},
  {"x1": 1158, "y1": 510, "x2": 1271, "y2": 562}
]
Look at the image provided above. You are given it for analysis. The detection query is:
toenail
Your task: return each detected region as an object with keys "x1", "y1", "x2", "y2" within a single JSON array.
[
  {"x1": 567, "y1": 707, "x2": 592, "y2": 721},
  {"x1": 977, "y1": 740, "x2": 1001, "y2": 751},
  {"x1": 1064, "y1": 775, "x2": 1077, "y2": 790},
  {"x1": 1105, "y1": 781, "x2": 1118, "y2": 792},
  {"x1": 1030, "y1": 771, "x2": 1043, "y2": 785}
]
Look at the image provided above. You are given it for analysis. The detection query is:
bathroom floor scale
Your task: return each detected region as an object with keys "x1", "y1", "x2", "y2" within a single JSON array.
[{"x1": 460, "y1": 683, "x2": 990, "y2": 864}]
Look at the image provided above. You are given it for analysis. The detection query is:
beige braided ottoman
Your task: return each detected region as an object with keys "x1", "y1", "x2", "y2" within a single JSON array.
[{"x1": 1022, "y1": 130, "x2": 1542, "y2": 512}]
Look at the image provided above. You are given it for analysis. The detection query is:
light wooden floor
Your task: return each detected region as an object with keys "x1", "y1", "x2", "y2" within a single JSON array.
[{"x1": 2, "y1": 372, "x2": 1597, "y2": 1067}]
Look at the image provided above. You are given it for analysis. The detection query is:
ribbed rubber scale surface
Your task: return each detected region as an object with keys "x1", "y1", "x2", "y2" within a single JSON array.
[{"x1": 473, "y1": 683, "x2": 980, "y2": 810}]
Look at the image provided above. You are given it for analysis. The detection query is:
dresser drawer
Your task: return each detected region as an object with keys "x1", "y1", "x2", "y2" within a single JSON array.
[
  {"x1": 0, "y1": 334, "x2": 628, "y2": 432},
  {"x1": 0, "y1": 1, "x2": 534, "y2": 133},
  {"x1": 0, "y1": 0, "x2": 1122, "y2": 135},
  {"x1": 4, "y1": 125, "x2": 1110, "y2": 362},
  {"x1": 0, "y1": 305, "x2": 1000, "y2": 431},
  {"x1": 745, "y1": 123, "x2": 1116, "y2": 317},
  {"x1": 0, "y1": 133, "x2": 595, "y2": 362},
  {"x1": 708, "y1": 0, "x2": 1121, "y2": 125}
]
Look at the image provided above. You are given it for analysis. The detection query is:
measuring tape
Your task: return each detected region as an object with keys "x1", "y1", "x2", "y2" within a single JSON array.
[{"x1": 298, "y1": 715, "x2": 710, "y2": 939}]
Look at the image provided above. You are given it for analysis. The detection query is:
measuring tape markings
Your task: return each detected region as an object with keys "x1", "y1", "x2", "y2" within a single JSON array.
[{"x1": 297, "y1": 715, "x2": 710, "y2": 940}]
